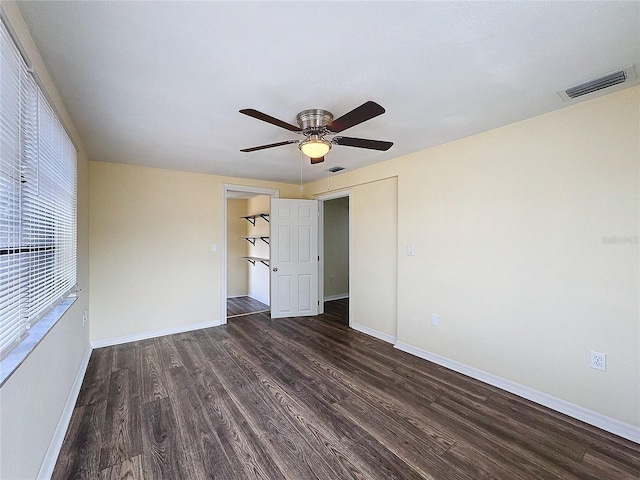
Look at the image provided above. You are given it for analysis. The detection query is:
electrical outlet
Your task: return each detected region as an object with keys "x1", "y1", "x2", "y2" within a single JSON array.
[
  {"x1": 590, "y1": 351, "x2": 606, "y2": 371},
  {"x1": 431, "y1": 314, "x2": 439, "y2": 327},
  {"x1": 82, "y1": 309, "x2": 88, "y2": 327}
]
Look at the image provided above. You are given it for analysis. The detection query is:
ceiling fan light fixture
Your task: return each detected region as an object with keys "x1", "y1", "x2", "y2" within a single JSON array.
[{"x1": 299, "y1": 135, "x2": 331, "y2": 158}]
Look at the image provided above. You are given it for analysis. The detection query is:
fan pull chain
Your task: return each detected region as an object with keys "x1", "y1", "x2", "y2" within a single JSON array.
[{"x1": 299, "y1": 150, "x2": 304, "y2": 196}]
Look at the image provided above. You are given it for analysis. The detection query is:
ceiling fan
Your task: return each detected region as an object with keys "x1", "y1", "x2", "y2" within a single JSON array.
[{"x1": 239, "y1": 101, "x2": 393, "y2": 164}]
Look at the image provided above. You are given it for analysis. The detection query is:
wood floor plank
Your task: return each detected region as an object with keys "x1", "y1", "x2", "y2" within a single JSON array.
[
  {"x1": 237, "y1": 323, "x2": 459, "y2": 457},
  {"x1": 216, "y1": 339, "x2": 371, "y2": 479},
  {"x1": 188, "y1": 346, "x2": 289, "y2": 480},
  {"x1": 140, "y1": 397, "x2": 199, "y2": 479},
  {"x1": 51, "y1": 401, "x2": 107, "y2": 479},
  {"x1": 441, "y1": 391, "x2": 588, "y2": 463},
  {"x1": 155, "y1": 335, "x2": 184, "y2": 370},
  {"x1": 581, "y1": 449, "x2": 640, "y2": 480},
  {"x1": 54, "y1": 299, "x2": 640, "y2": 479},
  {"x1": 227, "y1": 296, "x2": 269, "y2": 317},
  {"x1": 140, "y1": 342, "x2": 168, "y2": 402},
  {"x1": 342, "y1": 434, "x2": 430, "y2": 480},
  {"x1": 76, "y1": 347, "x2": 113, "y2": 407},
  {"x1": 166, "y1": 365, "x2": 238, "y2": 479},
  {"x1": 441, "y1": 441, "x2": 536, "y2": 480},
  {"x1": 160, "y1": 332, "x2": 288, "y2": 480},
  {"x1": 332, "y1": 395, "x2": 472, "y2": 480},
  {"x1": 286, "y1": 316, "x2": 494, "y2": 403},
  {"x1": 209, "y1": 349, "x2": 342, "y2": 479},
  {"x1": 99, "y1": 455, "x2": 144, "y2": 480},
  {"x1": 99, "y1": 369, "x2": 142, "y2": 470},
  {"x1": 429, "y1": 398, "x2": 587, "y2": 480},
  {"x1": 486, "y1": 392, "x2": 640, "y2": 470}
]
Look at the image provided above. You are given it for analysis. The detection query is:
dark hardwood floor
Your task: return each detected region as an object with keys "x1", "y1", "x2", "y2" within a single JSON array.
[
  {"x1": 53, "y1": 299, "x2": 639, "y2": 479},
  {"x1": 227, "y1": 296, "x2": 269, "y2": 317}
]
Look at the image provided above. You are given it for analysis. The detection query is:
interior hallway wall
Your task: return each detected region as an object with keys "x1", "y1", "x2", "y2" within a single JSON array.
[
  {"x1": 350, "y1": 178, "x2": 398, "y2": 339},
  {"x1": 246, "y1": 195, "x2": 271, "y2": 305},
  {"x1": 227, "y1": 198, "x2": 248, "y2": 297},
  {"x1": 323, "y1": 196, "x2": 350, "y2": 299}
]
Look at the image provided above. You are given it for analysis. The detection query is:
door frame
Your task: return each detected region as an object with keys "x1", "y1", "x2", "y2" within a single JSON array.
[
  {"x1": 221, "y1": 184, "x2": 279, "y2": 324},
  {"x1": 316, "y1": 189, "x2": 351, "y2": 318}
]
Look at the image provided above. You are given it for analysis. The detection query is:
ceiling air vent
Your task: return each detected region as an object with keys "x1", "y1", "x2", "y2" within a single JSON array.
[
  {"x1": 558, "y1": 65, "x2": 636, "y2": 101},
  {"x1": 327, "y1": 166, "x2": 346, "y2": 173}
]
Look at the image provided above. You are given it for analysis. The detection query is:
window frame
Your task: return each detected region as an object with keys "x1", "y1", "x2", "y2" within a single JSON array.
[{"x1": 0, "y1": 16, "x2": 78, "y2": 386}]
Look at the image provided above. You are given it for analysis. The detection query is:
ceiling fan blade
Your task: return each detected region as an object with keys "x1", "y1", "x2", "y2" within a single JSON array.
[
  {"x1": 332, "y1": 136, "x2": 393, "y2": 151},
  {"x1": 240, "y1": 140, "x2": 298, "y2": 152},
  {"x1": 310, "y1": 156, "x2": 325, "y2": 164},
  {"x1": 239, "y1": 109, "x2": 301, "y2": 132},
  {"x1": 327, "y1": 101, "x2": 386, "y2": 133}
]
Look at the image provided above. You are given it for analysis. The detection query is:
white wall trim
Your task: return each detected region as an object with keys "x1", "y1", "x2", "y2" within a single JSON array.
[
  {"x1": 324, "y1": 293, "x2": 350, "y2": 302},
  {"x1": 315, "y1": 189, "x2": 353, "y2": 202},
  {"x1": 394, "y1": 341, "x2": 640, "y2": 444},
  {"x1": 352, "y1": 322, "x2": 397, "y2": 345},
  {"x1": 37, "y1": 344, "x2": 92, "y2": 480},
  {"x1": 247, "y1": 291, "x2": 269, "y2": 306},
  {"x1": 90, "y1": 319, "x2": 223, "y2": 349}
]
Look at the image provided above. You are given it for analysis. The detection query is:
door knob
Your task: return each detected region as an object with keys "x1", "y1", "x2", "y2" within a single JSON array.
[{"x1": 272, "y1": 267, "x2": 278, "y2": 272}]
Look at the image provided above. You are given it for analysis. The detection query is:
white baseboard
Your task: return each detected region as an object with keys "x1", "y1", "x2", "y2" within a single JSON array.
[
  {"x1": 90, "y1": 319, "x2": 223, "y2": 349},
  {"x1": 394, "y1": 341, "x2": 640, "y2": 444},
  {"x1": 247, "y1": 293, "x2": 269, "y2": 306},
  {"x1": 351, "y1": 322, "x2": 396, "y2": 344},
  {"x1": 247, "y1": 294, "x2": 269, "y2": 305},
  {"x1": 38, "y1": 344, "x2": 93, "y2": 480},
  {"x1": 226, "y1": 294, "x2": 249, "y2": 298},
  {"x1": 324, "y1": 293, "x2": 350, "y2": 302}
]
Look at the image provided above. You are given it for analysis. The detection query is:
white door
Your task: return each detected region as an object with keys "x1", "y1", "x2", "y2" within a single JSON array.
[{"x1": 270, "y1": 198, "x2": 319, "y2": 318}]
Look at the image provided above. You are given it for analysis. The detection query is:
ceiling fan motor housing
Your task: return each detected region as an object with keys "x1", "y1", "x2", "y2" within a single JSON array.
[{"x1": 296, "y1": 109, "x2": 333, "y2": 135}]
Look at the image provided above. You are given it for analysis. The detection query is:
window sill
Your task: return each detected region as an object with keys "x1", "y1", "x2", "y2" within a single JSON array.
[{"x1": 0, "y1": 296, "x2": 77, "y2": 387}]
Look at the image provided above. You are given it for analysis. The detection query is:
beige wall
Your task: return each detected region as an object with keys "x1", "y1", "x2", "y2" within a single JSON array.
[
  {"x1": 351, "y1": 178, "x2": 398, "y2": 337},
  {"x1": 0, "y1": 3, "x2": 91, "y2": 479},
  {"x1": 226, "y1": 198, "x2": 248, "y2": 297},
  {"x1": 306, "y1": 86, "x2": 640, "y2": 429},
  {"x1": 89, "y1": 163, "x2": 298, "y2": 342},
  {"x1": 323, "y1": 196, "x2": 350, "y2": 298}
]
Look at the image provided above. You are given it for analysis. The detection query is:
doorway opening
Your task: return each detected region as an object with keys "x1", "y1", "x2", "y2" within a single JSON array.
[
  {"x1": 222, "y1": 185, "x2": 279, "y2": 324},
  {"x1": 318, "y1": 190, "x2": 351, "y2": 325}
]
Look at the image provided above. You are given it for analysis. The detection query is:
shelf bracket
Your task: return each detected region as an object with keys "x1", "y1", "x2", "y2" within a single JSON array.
[
  {"x1": 260, "y1": 259, "x2": 269, "y2": 267},
  {"x1": 260, "y1": 236, "x2": 270, "y2": 245},
  {"x1": 242, "y1": 237, "x2": 256, "y2": 245},
  {"x1": 260, "y1": 214, "x2": 270, "y2": 223}
]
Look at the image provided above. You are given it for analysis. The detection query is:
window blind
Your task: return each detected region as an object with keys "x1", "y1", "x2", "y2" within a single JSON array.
[{"x1": 0, "y1": 19, "x2": 77, "y2": 359}]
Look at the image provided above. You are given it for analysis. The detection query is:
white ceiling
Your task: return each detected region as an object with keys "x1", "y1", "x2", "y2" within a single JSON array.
[{"x1": 15, "y1": 1, "x2": 640, "y2": 184}]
